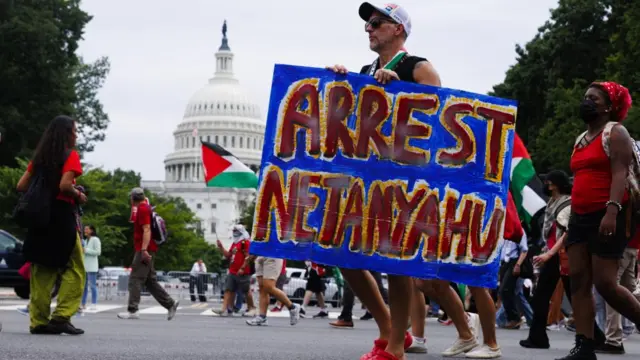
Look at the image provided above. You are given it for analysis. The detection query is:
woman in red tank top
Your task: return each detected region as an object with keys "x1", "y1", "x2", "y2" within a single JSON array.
[{"x1": 559, "y1": 82, "x2": 640, "y2": 359}]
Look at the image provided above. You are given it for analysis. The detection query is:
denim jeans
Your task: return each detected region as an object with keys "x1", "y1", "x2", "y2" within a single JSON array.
[
  {"x1": 234, "y1": 290, "x2": 245, "y2": 311},
  {"x1": 82, "y1": 271, "x2": 98, "y2": 306},
  {"x1": 496, "y1": 277, "x2": 533, "y2": 326}
]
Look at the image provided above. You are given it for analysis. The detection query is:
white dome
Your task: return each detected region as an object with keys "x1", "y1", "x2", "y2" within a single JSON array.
[
  {"x1": 183, "y1": 78, "x2": 261, "y2": 120},
  {"x1": 163, "y1": 21, "x2": 265, "y2": 185}
]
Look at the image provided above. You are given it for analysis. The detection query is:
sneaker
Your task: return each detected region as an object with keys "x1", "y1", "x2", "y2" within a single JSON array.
[
  {"x1": 271, "y1": 306, "x2": 282, "y2": 312},
  {"x1": 244, "y1": 308, "x2": 257, "y2": 317},
  {"x1": 16, "y1": 307, "x2": 29, "y2": 316},
  {"x1": 555, "y1": 335, "x2": 596, "y2": 360},
  {"x1": 48, "y1": 319, "x2": 84, "y2": 335},
  {"x1": 406, "y1": 335, "x2": 427, "y2": 353},
  {"x1": 211, "y1": 308, "x2": 229, "y2": 317},
  {"x1": 519, "y1": 338, "x2": 550, "y2": 349},
  {"x1": 246, "y1": 316, "x2": 268, "y2": 326},
  {"x1": 442, "y1": 337, "x2": 480, "y2": 357},
  {"x1": 88, "y1": 304, "x2": 97, "y2": 311},
  {"x1": 465, "y1": 344, "x2": 502, "y2": 358},
  {"x1": 360, "y1": 311, "x2": 373, "y2": 320},
  {"x1": 289, "y1": 303, "x2": 301, "y2": 325},
  {"x1": 313, "y1": 310, "x2": 329, "y2": 318},
  {"x1": 595, "y1": 342, "x2": 625, "y2": 354},
  {"x1": 117, "y1": 311, "x2": 140, "y2": 319},
  {"x1": 360, "y1": 333, "x2": 412, "y2": 360},
  {"x1": 167, "y1": 300, "x2": 179, "y2": 321},
  {"x1": 467, "y1": 312, "x2": 481, "y2": 340},
  {"x1": 329, "y1": 318, "x2": 354, "y2": 329}
]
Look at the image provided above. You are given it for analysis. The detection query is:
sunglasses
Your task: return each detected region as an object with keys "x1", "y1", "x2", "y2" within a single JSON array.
[{"x1": 365, "y1": 17, "x2": 396, "y2": 31}]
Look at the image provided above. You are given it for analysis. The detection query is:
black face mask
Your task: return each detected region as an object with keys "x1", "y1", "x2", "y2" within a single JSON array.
[
  {"x1": 543, "y1": 186, "x2": 552, "y2": 197},
  {"x1": 579, "y1": 99, "x2": 599, "y2": 123}
]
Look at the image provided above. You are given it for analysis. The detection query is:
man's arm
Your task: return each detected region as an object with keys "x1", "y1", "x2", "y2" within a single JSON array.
[
  {"x1": 141, "y1": 224, "x2": 151, "y2": 251},
  {"x1": 413, "y1": 61, "x2": 442, "y2": 87}
]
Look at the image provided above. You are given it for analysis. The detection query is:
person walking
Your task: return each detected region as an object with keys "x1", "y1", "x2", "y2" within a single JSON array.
[
  {"x1": 81, "y1": 225, "x2": 101, "y2": 311},
  {"x1": 117, "y1": 188, "x2": 179, "y2": 320},
  {"x1": 16, "y1": 115, "x2": 87, "y2": 335}
]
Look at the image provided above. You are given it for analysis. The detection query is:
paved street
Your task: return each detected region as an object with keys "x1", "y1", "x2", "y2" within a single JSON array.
[{"x1": 0, "y1": 298, "x2": 639, "y2": 360}]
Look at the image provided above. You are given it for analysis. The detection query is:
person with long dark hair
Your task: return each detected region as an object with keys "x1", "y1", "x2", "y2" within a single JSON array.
[
  {"x1": 16, "y1": 115, "x2": 87, "y2": 335},
  {"x1": 558, "y1": 82, "x2": 640, "y2": 360},
  {"x1": 520, "y1": 170, "x2": 605, "y2": 349}
]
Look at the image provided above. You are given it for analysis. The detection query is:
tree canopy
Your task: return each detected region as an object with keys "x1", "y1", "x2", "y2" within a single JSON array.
[
  {"x1": 491, "y1": 0, "x2": 640, "y2": 173},
  {"x1": 0, "y1": 0, "x2": 110, "y2": 168}
]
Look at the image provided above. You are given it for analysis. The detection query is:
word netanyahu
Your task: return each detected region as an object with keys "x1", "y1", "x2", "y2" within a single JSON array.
[
  {"x1": 250, "y1": 64, "x2": 518, "y2": 288},
  {"x1": 253, "y1": 166, "x2": 505, "y2": 264}
]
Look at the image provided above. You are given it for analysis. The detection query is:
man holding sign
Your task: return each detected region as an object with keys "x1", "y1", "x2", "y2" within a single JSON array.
[
  {"x1": 327, "y1": 3, "x2": 440, "y2": 360},
  {"x1": 250, "y1": 2, "x2": 517, "y2": 360}
]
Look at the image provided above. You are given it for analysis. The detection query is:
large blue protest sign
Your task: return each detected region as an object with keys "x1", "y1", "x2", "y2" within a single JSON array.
[{"x1": 249, "y1": 64, "x2": 518, "y2": 288}]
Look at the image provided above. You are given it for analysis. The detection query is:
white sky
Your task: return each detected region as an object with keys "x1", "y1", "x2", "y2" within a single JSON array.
[{"x1": 79, "y1": 0, "x2": 559, "y2": 181}]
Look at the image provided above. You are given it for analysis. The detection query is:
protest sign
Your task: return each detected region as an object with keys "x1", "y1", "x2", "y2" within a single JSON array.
[{"x1": 249, "y1": 64, "x2": 518, "y2": 288}]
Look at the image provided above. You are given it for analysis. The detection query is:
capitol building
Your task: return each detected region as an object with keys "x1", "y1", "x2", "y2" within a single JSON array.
[{"x1": 141, "y1": 22, "x2": 265, "y2": 247}]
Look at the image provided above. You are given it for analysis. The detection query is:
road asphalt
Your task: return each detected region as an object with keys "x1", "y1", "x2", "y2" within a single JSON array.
[{"x1": 0, "y1": 298, "x2": 638, "y2": 359}]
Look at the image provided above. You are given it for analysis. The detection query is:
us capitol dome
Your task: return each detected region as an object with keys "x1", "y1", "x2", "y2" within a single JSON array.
[{"x1": 141, "y1": 21, "x2": 265, "y2": 246}]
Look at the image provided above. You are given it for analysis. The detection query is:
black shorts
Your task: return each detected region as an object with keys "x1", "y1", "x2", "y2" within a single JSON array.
[
  {"x1": 566, "y1": 205, "x2": 635, "y2": 259},
  {"x1": 305, "y1": 271, "x2": 326, "y2": 293}
]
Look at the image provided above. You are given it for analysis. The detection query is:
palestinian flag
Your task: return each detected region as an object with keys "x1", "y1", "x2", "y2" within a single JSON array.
[
  {"x1": 201, "y1": 141, "x2": 258, "y2": 189},
  {"x1": 510, "y1": 134, "x2": 547, "y2": 227}
]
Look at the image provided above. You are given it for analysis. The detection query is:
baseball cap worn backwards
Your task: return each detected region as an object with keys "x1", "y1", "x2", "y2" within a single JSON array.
[{"x1": 359, "y1": 2, "x2": 412, "y2": 37}]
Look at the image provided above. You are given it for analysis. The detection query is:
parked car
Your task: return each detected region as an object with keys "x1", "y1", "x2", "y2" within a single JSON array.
[{"x1": 0, "y1": 230, "x2": 29, "y2": 299}]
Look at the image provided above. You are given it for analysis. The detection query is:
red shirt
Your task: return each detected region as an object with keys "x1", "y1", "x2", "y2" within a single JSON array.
[
  {"x1": 312, "y1": 263, "x2": 326, "y2": 277},
  {"x1": 628, "y1": 225, "x2": 640, "y2": 249},
  {"x1": 571, "y1": 133, "x2": 628, "y2": 214},
  {"x1": 27, "y1": 150, "x2": 83, "y2": 204},
  {"x1": 503, "y1": 192, "x2": 524, "y2": 241},
  {"x1": 228, "y1": 240, "x2": 250, "y2": 275},
  {"x1": 133, "y1": 203, "x2": 158, "y2": 252}
]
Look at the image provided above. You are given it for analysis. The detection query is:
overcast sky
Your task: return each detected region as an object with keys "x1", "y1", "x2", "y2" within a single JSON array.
[{"x1": 79, "y1": 0, "x2": 559, "y2": 181}]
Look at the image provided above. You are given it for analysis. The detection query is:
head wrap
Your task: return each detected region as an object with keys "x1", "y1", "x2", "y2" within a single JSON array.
[{"x1": 591, "y1": 81, "x2": 633, "y2": 122}]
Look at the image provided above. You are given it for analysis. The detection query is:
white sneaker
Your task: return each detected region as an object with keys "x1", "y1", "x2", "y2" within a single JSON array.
[
  {"x1": 246, "y1": 316, "x2": 268, "y2": 326},
  {"x1": 117, "y1": 311, "x2": 140, "y2": 319},
  {"x1": 465, "y1": 344, "x2": 502, "y2": 358},
  {"x1": 167, "y1": 300, "x2": 179, "y2": 321},
  {"x1": 289, "y1": 304, "x2": 301, "y2": 325},
  {"x1": 88, "y1": 305, "x2": 97, "y2": 311},
  {"x1": 211, "y1": 308, "x2": 230, "y2": 317},
  {"x1": 467, "y1": 312, "x2": 481, "y2": 339},
  {"x1": 442, "y1": 337, "x2": 480, "y2": 357},
  {"x1": 406, "y1": 336, "x2": 428, "y2": 353},
  {"x1": 243, "y1": 308, "x2": 257, "y2": 317}
]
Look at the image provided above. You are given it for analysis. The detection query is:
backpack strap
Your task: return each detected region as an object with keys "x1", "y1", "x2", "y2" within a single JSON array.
[
  {"x1": 553, "y1": 198, "x2": 571, "y2": 219},
  {"x1": 601, "y1": 121, "x2": 618, "y2": 158}
]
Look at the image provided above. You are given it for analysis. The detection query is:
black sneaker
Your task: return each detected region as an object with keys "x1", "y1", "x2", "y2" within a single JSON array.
[
  {"x1": 313, "y1": 311, "x2": 329, "y2": 319},
  {"x1": 555, "y1": 335, "x2": 596, "y2": 360},
  {"x1": 30, "y1": 324, "x2": 62, "y2": 335},
  {"x1": 595, "y1": 343, "x2": 624, "y2": 355},
  {"x1": 48, "y1": 319, "x2": 84, "y2": 335},
  {"x1": 360, "y1": 311, "x2": 373, "y2": 320},
  {"x1": 519, "y1": 338, "x2": 550, "y2": 349}
]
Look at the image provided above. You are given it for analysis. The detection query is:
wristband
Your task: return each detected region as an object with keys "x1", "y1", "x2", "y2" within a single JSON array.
[{"x1": 605, "y1": 200, "x2": 622, "y2": 213}]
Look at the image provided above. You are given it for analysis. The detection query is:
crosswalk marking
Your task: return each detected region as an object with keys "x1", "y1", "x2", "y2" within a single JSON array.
[{"x1": 138, "y1": 306, "x2": 186, "y2": 314}]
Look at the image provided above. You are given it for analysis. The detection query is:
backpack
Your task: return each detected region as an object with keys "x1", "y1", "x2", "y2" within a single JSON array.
[
  {"x1": 577, "y1": 122, "x2": 640, "y2": 220},
  {"x1": 149, "y1": 207, "x2": 169, "y2": 245},
  {"x1": 13, "y1": 151, "x2": 71, "y2": 229}
]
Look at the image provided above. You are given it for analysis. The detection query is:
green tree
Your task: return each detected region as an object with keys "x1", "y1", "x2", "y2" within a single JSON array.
[
  {"x1": 0, "y1": 0, "x2": 110, "y2": 167},
  {"x1": 489, "y1": 0, "x2": 640, "y2": 172}
]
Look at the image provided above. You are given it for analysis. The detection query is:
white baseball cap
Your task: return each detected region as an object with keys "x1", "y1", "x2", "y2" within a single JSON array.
[{"x1": 359, "y1": 2, "x2": 412, "y2": 37}]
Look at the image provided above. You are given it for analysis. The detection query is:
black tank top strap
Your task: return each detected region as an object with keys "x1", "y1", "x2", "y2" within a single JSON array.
[{"x1": 360, "y1": 55, "x2": 428, "y2": 83}]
